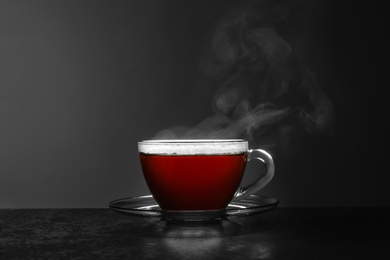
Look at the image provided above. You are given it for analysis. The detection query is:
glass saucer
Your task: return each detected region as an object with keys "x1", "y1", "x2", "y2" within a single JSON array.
[{"x1": 109, "y1": 194, "x2": 279, "y2": 221}]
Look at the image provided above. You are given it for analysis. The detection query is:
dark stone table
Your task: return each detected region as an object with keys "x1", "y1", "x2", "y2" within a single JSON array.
[{"x1": 1, "y1": 207, "x2": 389, "y2": 259}]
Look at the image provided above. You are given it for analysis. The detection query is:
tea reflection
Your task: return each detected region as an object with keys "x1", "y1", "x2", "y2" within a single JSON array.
[
  {"x1": 161, "y1": 221, "x2": 227, "y2": 257},
  {"x1": 158, "y1": 220, "x2": 273, "y2": 259},
  {"x1": 133, "y1": 217, "x2": 275, "y2": 259}
]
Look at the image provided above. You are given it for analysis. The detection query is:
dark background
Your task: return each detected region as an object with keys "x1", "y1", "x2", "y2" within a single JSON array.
[{"x1": 0, "y1": 0, "x2": 387, "y2": 208}]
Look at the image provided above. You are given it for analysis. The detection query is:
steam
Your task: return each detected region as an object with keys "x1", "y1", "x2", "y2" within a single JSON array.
[{"x1": 155, "y1": 2, "x2": 333, "y2": 147}]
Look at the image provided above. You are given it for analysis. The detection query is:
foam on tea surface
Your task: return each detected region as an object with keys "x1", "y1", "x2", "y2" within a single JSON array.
[{"x1": 138, "y1": 139, "x2": 248, "y2": 155}]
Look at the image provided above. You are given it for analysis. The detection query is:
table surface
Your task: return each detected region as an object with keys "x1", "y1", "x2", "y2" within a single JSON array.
[{"x1": 1, "y1": 207, "x2": 389, "y2": 259}]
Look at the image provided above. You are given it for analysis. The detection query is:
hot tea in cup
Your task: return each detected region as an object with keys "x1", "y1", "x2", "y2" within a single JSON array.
[{"x1": 138, "y1": 139, "x2": 274, "y2": 211}]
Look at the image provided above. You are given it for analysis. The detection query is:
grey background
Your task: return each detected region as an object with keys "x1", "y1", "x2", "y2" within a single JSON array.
[{"x1": 1, "y1": 0, "x2": 387, "y2": 208}]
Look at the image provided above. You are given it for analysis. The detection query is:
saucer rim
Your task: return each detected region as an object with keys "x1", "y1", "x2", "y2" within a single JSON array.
[{"x1": 109, "y1": 194, "x2": 279, "y2": 221}]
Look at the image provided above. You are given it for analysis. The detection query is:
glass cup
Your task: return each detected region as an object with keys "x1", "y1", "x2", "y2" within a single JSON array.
[{"x1": 138, "y1": 139, "x2": 274, "y2": 211}]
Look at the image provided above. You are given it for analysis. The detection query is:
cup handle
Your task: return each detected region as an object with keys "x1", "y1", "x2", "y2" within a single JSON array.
[{"x1": 233, "y1": 149, "x2": 275, "y2": 201}]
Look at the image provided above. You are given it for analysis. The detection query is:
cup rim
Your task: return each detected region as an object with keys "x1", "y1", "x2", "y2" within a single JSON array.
[
  {"x1": 138, "y1": 139, "x2": 247, "y2": 144},
  {"x1": 138, "y1": 139, "x2": 248, "y2": 155}
]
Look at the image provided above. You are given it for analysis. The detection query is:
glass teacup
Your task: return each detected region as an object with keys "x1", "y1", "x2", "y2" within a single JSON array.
[{"x1": 138, "y1": 139, "x2": 274, "y2": 211}]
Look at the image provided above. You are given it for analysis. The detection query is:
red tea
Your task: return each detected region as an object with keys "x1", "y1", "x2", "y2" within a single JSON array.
[{"x1": 140, "y1": 153, "x2": 248, "y2": 211}]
